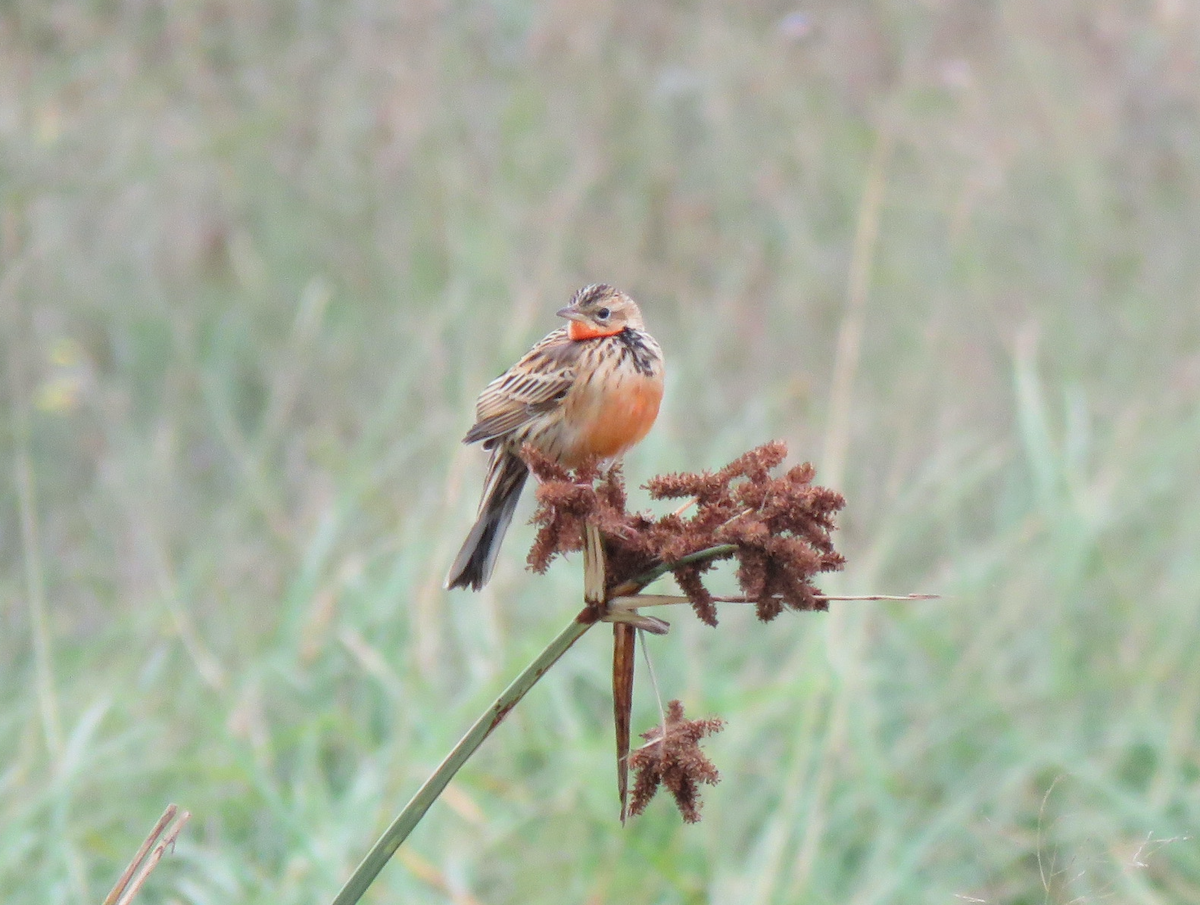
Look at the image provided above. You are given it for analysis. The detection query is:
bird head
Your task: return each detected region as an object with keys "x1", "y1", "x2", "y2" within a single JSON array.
[{"x1": 557, "y1": 284, "x2": 644, "y2": 340}]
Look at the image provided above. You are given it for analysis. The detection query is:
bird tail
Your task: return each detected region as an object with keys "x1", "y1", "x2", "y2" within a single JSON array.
[{"x1": 445, "y1": 450, "x2": 530, "y2": 591}]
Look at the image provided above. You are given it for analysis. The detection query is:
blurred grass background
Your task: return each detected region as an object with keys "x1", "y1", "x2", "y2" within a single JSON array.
[{"x1": 2, "y1": 1, "x2": 1200, "y2": 902}]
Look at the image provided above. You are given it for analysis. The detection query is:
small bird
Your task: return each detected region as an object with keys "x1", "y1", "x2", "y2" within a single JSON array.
[{"x1": 446, "y1": 284, "x2": 665, "y2": 591}]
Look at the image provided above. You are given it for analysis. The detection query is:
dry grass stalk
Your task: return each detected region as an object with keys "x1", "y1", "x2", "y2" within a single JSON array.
[{"x1": 103, "y1": 804, "x2": 190, "y2": 905}]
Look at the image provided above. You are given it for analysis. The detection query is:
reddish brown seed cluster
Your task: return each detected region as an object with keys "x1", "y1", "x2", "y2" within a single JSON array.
[
  {"x1": 524, "y1": 441, "x2": 844, "y2": 822},
  {"x1": 525, "y1": 440, "x2": 846, "y2": 626},
  {"x1": 626, "y1": 700, "x2": 725, "y2": 823}
]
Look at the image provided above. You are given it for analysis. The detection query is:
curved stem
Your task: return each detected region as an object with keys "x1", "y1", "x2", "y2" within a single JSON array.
[
  {"x1": 330, "y1": 610, "x2": 596, "y2": 905},
  {"x1": 609, "y1": 544, "x2": 737, "y2": 598}
]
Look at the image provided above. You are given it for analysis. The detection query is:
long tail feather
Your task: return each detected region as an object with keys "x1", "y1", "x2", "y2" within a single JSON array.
[{"x1": 444, "y1": 451, "x2": 529, "y2": 591}]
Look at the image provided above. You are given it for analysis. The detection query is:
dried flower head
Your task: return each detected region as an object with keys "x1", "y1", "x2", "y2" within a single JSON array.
[
  {"x1": 627, "y1": 700, "x2": 725, "y2": 823},
  {"x1": 526, "y1": 441, "x2": 845, "y2": 626}
]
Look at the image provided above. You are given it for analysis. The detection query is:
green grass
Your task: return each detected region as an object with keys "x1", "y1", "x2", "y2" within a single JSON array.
[{"x1": 3, "y1": 2, "x2": 1200, "y2": 902}]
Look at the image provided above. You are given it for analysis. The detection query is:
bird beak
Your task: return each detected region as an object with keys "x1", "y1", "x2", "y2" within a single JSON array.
[{"x1": 556, "y1": 306, "x2": 588, "y2": 323}]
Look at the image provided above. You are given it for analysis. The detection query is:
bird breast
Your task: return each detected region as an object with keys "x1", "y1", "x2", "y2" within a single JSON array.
[{"x1": 558, "y1": 365, "x2": 664, "y2": 467}]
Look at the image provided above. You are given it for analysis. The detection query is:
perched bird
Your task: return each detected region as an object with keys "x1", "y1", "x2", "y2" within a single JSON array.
[{"x1": 446, "y1": 284, "x2": 665, "y2": 591}]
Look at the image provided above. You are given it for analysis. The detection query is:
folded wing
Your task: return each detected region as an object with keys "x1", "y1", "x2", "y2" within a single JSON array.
[{"x1": 463, "y1": 328, "x2": 578, "y2": 446}]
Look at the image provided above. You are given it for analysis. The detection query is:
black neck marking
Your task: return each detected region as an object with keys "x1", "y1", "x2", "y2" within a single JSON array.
[{"x1": 615, "y1": 328, "x2": 658, "y2": 376}]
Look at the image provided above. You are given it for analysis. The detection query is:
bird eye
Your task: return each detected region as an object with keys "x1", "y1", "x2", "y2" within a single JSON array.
[{"x1": 596, "y1": 307, "x2": 611, "y2": 320}]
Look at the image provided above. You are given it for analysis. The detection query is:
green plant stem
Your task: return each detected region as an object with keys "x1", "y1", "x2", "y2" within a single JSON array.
[
  {"x1": 329, "y1": 609, "x2": 597, "y2": 905},
  {"x1": 331, "y1": 541, "x2": 740, "y2": 903},
  {"x1": 610, "y1": 544, "x2": 738, "y2": 597}
]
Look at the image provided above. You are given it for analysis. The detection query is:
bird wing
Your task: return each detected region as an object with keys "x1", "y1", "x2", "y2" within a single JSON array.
[{"x1": 463, "y1": 328, "x2": 578, "y2": 445}]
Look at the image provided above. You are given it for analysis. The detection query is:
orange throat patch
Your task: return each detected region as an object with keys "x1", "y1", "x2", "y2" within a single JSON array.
[{"x1": 567, "y1": 320, "x2": 624, "y2": 341}]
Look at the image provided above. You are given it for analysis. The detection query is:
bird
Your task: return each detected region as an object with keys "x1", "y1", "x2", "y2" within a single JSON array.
[{"x1": 445, "y1": 284, "x2": 665, "y2": 591}]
